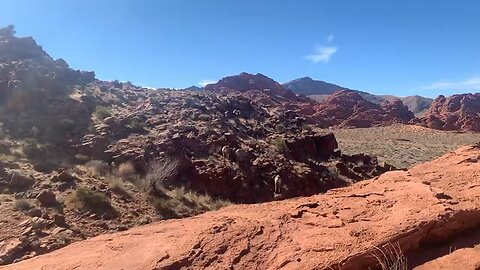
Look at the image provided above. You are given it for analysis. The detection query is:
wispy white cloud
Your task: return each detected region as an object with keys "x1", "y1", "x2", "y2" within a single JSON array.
[
  {"x1": 306, "y1": 45, "x2": 338, "y2": 63},
  {"x1": 327, "y1": 34, "x2": 334, "y2": 43},
  {"x1": 423, "y1": 76, "x2": 480, "y2": 90},
  {"x1": 198, "y1": 80, "x2": 217, "y2": 87}
]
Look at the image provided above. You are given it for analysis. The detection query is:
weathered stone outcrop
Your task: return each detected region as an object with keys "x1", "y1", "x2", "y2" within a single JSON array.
[
  {"x1": 309, "y1": 90, "x2": 415, "y2": 128},
  {"x1": 4, "y1": 145, "x2": 480, "y2": 270},
  {"x1": 417, "y1": 93, "x2": 480, "y2": 132}
]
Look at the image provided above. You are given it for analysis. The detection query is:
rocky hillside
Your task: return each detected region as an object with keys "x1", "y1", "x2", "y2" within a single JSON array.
[
  {"x1": 205, "y1": 72, "x2": 301, "y2": 101},
  {"x1": 0, "y1": 28, "x2": 399, "y2": 264},
  {"x1": 307, "y1": 90, "x2": 415, "y2": 128},
  {"x1": 416, "y1": 93, "x2": 480, "y2": 132},
  {"x1": 5, "y1": 144, "x2": 480, "y2": 270}
]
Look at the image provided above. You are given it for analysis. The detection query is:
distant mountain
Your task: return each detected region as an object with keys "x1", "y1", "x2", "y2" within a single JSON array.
[
  {"x1": 282, "y1": 77, "x2": 383, "y2": 104},
  {"x1": 183, "y1": 85, "x2": 203, "y2": 91},
  {"x1": 283, "y1": 77, "x2": 432, "y2": 115}
]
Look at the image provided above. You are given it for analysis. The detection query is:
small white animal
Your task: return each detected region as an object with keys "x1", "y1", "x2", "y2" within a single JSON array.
[{"x1": 274, "y1": 175, "x2": 282, "y2": 194}]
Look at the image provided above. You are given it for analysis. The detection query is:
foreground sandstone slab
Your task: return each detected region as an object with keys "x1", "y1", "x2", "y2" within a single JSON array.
[
  {"x1": 3, "y1": 145, "x2": 480, "y2": 270},
  {"x1": 414, "y1": 246, "x2": 480, "y2": 270}
]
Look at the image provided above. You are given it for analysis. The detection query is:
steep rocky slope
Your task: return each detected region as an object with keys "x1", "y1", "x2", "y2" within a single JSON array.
[
  {"x1": 416, "y1": 93, "x2": 480, "y2": 132},
  {"x1": 4, "y1": 144, "x2": 480, "y2": 270}
]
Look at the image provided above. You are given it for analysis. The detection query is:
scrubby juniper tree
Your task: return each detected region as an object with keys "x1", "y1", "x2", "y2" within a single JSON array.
[{"x1": 0, "y1": 25, "x2": 16, "y2": 38}]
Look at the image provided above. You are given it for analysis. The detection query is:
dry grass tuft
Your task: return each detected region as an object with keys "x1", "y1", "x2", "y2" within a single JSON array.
[
  {"x1": 114, "y1": 162, "x2": 137, "y2": 180},
  {"x1": 13, "y1": 199, "x2": 34, "y2": 211},
  {"x1": 66, "y1": 187, "x2": 117, "y2": 216},
  {"x1": 370, "y1": 242, "x2": 408, "y2": 270},
  {"x1": 151, "y1": 187, "x2": 232, "y2": 219}
]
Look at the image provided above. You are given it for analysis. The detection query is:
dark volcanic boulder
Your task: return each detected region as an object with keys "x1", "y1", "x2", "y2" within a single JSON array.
[{"x1": 285, "y1": 133, "x2": 338, "y2": 162}]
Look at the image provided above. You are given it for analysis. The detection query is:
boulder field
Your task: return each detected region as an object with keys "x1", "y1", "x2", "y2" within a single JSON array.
[{"x1": 3, "y1": 144, "x2": 480, "y2": 270}]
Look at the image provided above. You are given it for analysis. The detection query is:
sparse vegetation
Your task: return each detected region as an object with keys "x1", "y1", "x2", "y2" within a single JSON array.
[
  {"x1": 325, "y1": 125, "x2": 480, "y2": 168},
  {"x1": 114, "y1": 162, "x2": 137, "y2": 180},
  {"x1": 371, "y1": 243, "x2": 408, "y2": 270},
  {"x1": 56, "y1": 118, "x2": 76, "y2": 133},
  {"x1": 197, "y1": 114, "x2": 211, "y2": 121},
  {"x1": 23, "y1": 138, "x2": 48, "y2": 160},
  {"x1": 273, "y1": 137, "x2": 288, "y2": 152},
  {"x1": 0, "y1": 25, "x2": 15, "y2": 38},
  {"x1": 13, "y1": 199, "x2": 34, "y2": 211},
  {"x1": 107, "y1": 177, "x2": 132, "y2": 199},
  {"x1": 151, "y1": 186, "x2": 231, "y2": 219},
  {"x1": 141, "y1": 158, "x2": 182, "y2": 194},
  {"x1": 93, "y1": 106, "x2": 112, "y2": 120},
  {"x1": 66, "y1": 187, "x2": 116, "y2": 216},
  {"x1": 126, "y1": 119, "x2": 146, "y2": 132},
  {"x1": 275, "y1": 123, "x2": 286, "y2": 133}
]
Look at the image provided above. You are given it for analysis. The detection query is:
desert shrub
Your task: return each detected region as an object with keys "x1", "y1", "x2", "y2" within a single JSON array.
[
  {"x1": 371, "y1": 242, "x2": 407, "y2": 270},
  {"x1": 302, "y1": 123, "x2": 312, "y2": 131},
  {"x1": 93, "y1": 106, "x2": 112, "y2": 120},
  {"x1": 114, "y1": 162, "x2": 137, "y2": 179},
  {"x1": 126, "y1": 119, "x2": 146, "y2": 132},
  {"x1": 85, "y1": 160, "x2": 110, "y2": 176},
  {"x1": 184, "y1": 98, "x2": 200, "y2": 108},
  {"x1": 273, "y1": 137, "x2": 288, "y2": 152},
  {"x1": 275, "y1": 123, "x2": 286, "y2": 133},
  {"x1": 108, "y1": 177, "x2": 132, "y2": 199},
  {"x1": 56, "y1": 118, "x2": 76, "y2": 133},
  {"x1": 23, "y1": 139, "x2": 47, "y2": 160},
  {"x1": 0, "y1": 25, "x2": 15, "y2": 38},
  {"x1": 197, "y1": 114, "x2": 211, "y2": 121},
  {"x1": 13, "y1": 199, "x2": 33, "y2": 211},
  {"x1": 66, "y1": 187, "x2": 116, "y2": 215},
  {"x1": 151, "y1": 187, "x2": 231, "y2": 219},
  {"x1": 152, "y1": 198, "x2": 179, "y2": 219}
]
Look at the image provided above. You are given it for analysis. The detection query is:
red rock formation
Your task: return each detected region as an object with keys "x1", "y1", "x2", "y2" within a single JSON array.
[
  {"x1": 418, "y1": 93, "x2": 480, "y2": 132},
  {"x1": 309, "y1": 90, "x2": 414, "y2": 128},
  {"x1": 4, "y1": 144, "x2": 480, "y2": 270}
]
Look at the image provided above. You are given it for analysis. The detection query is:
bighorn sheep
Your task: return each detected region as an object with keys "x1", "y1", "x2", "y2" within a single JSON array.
[
  {"x1": 274, "y1": 175, "x2": 282, "y2": 194},
  {"x1": 221, "y1": 146, "x2": 232, "y2": 160}
]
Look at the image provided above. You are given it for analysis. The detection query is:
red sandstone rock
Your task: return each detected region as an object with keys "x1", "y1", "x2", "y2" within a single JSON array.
[
  {"x1": 417, "y1": 93, "x2": 480, "y2": 132},
  {"x1": 4, "y1": 144, "x2": 480, "y2": 270},
  {"x1": 310, "y1": 90, "x2": 414, "y2": 128}
]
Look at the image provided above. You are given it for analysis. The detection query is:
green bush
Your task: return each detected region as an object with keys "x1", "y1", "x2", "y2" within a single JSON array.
[
  {"x1": 126, "y1": 119, "x2": 146, "y2": 132},
  {"x1": 275, "y1": 123, "x2": 286, "y2": 133},
  {"x1": 56, "y1": 118, "x2": 76, "y2": 133},
  {"x1": 273, "y1": 137, "x2": 288, "y2": 152},
  {"x1": 93, "y1": 106, "x2": 112, "y2": 120},
  {"x1": 67, "y1": 187, "x2": 116, "y2": 216},
  {"x1": 23, "y1": 139, "x2": 47, "y2": 160}
]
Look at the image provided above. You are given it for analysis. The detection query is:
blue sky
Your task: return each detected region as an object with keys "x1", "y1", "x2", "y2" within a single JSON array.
[{"x1": 1, "y1": 0, "x2": 479, "y2": 97}]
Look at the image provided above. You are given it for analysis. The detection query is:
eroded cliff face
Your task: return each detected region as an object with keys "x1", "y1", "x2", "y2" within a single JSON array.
[{"x1": 3, "y1": 144, "x2": 480, "y2": 270}]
